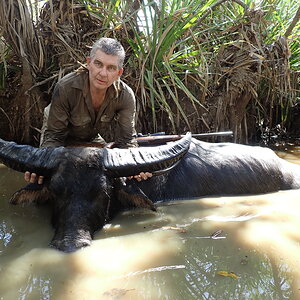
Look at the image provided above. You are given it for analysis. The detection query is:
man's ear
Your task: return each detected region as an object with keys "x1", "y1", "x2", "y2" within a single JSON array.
[
  {"x1": 118, "y1": 68, "x2": 124, "y2": 76},
  {"x1": 86, "y1": 56, "x2": 91, "y2": 66}
]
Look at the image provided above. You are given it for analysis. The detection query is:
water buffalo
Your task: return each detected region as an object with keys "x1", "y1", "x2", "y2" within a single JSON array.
[{"x1": 0, "y1": 133, "x2": 300, "y2": 252}]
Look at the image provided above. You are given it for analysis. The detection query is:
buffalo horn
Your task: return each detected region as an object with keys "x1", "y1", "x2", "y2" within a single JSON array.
[
  {"x1": 0, "y1": 138, "x2": 63, "y2": 176},
  {"x1": 103, "y1": 132, "x2": 192, "y2": 178}
]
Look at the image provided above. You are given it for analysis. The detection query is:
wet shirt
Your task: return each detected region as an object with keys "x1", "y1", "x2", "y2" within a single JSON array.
[{"x1": 41, "y1": 70, "x2": 137, "y2": 148}]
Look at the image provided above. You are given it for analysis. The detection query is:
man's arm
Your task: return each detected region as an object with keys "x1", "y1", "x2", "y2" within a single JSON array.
[
  {"x1": 114, "y1": 85, "x2": 152, "y2": 181},
  {"x1": 114, "y1": 86, "x2": 138, "y2": 148},
  {"x1": 40, "y1": 83, "x2": 70, "y2": 147},
  {"x1": 25, "y1": 82, "x2": 70, "y2": 184}
]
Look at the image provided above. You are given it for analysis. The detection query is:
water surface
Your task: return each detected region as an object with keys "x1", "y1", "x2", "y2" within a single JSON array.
[{"x1": 1, "y1": 148, "x2": 300, "y2": 299}]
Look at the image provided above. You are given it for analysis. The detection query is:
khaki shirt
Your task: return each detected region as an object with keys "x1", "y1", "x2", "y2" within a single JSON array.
[{"x1": 41, "y1": 70, "x2": 137, "y2": 148}]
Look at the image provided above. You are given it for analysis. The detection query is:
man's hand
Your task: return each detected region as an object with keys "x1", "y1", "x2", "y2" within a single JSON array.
[
  {"x1": 24, "y1": 171, "x2": 44, "y2": 185},
  {"x1": 129, "y1": 172, "x2": 152, "y2": 182}
]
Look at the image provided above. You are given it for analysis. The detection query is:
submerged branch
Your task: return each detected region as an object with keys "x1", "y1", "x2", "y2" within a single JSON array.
[{"x1": 115, "y1": 265, "x2": 186, "y2": 279}]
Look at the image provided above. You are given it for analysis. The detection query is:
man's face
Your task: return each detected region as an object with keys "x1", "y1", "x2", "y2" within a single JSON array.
[{"x1": 86, "y1": 50, "x2": 123, "y2": 92}]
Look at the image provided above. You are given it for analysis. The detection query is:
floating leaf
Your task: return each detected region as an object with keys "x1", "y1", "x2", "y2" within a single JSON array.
[
  {"x1": 162, "y1": 226, "x2": 187, "y2": 233},
  {"x1": 216, "y1": 271, "x2": 238, "y2": 280},
  {"x1": 103, "y1": 288, "x2": 135, "y2": 298}
]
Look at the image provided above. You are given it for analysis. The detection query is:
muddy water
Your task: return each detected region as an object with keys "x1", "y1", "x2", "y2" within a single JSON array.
[{"x1": 1, "y1": 147, "x2": 300, "y2": 300}]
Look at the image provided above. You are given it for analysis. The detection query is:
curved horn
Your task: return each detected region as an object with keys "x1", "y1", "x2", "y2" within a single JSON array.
[
  {"x1": 0, "y1": 138, "x2": 64, "y2": 176},
  {"x1": 103, "y1": 132, "x2": 192, "y2": 178}
]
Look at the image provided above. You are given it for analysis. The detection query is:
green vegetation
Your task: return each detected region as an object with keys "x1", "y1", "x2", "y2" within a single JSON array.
[{"x1": 0, "y1": 0, "x2": 299, "y2": 144}]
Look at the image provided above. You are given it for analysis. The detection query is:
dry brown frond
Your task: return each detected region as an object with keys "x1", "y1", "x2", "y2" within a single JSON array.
[
  {"x1": 205, "y1": 9, "x2": 268, "y2": 143},
  {"x1": 37, "y1": 0, "x2": 107, "y2": 70},
  {"x1": 0, "y1": 0, "x2": 44, "y2": 72}
]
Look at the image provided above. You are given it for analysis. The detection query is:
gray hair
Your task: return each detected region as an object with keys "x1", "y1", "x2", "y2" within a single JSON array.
[{"x1": 90, "y1": 37, "x2": 125, "y2": 69}]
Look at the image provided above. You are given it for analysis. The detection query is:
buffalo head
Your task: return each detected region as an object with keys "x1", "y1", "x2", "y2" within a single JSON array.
[{"x1": 0, "y1": 134, "x2": 191, "y2": 252}]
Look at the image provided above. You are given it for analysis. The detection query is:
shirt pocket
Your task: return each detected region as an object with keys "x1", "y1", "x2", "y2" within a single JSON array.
[
  {"x1": 69, "y1": 115, "x2": 94, "y2": 140},
  {"x1": 97, "y1": 113, "x2": 116, "y2": 142},
  {"x1": 100, "y1": 113, "x2": 115, "y2": 123},
  {"x1": 71, "y1": 115, "x2": 91, "y2": 126}
]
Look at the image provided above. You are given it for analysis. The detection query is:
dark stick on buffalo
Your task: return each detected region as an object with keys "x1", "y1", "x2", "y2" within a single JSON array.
[
  {"x1": 136, "y1": 131, "x2": 234, "y2": 146},
  {"x1": 0, "y1": 133, "x2": 300, "y2": 252}
]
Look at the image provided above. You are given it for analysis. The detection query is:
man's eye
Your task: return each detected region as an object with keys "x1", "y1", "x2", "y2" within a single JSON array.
[
  {"x1": 108, "y1": 66, "x2": 117, "y2": 71},
  {"x1": 94, "y1": 61, "x2": 102, "y2": 67}
]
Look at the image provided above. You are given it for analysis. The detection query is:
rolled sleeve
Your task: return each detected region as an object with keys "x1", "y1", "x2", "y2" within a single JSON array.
[
  {"x1": 114, "y1": 87, "x2": 138, "y2": 148},
  {"x1": 41, "y1": 83, "x2": 70, "y2": 147}
]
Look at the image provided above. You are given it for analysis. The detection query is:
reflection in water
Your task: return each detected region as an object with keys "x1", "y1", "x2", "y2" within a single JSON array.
[{"x1": 0, "y1": 147, "x2": 300, "y2": 299}]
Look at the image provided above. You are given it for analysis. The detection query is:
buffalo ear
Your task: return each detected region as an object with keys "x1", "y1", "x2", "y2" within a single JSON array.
[
  {"x1": 9, "y1": 183, "x2": 51, "y2": 206},
  {"x1": 116, "y1": 179, "x2": 156, "y2": 211}
]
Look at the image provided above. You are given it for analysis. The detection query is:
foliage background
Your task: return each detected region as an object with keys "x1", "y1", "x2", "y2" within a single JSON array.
[{"x1": 0, "y1": 0, "x2": 299, "y2": 145}]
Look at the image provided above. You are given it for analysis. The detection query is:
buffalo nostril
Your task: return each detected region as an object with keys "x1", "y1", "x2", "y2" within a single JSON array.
[
  {"x1": 77, "y1": 239, "x2": 91, "y2": 249},
  {"x1": 63, "y1": 240, "x2": 91, "y2": 252},
  {"x1": 49, "y1": 238, "x2": 91, "y2": 253}
]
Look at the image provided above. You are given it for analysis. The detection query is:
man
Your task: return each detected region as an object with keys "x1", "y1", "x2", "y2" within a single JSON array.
[{"x1": 25, "y1": 37, "x2": 151, "y2": 184}]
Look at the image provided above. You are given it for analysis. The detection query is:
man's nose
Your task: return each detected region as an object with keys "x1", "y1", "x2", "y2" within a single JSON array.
[{"x1": 99, "y1": 67, "x2": 108, "y2": 77}]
